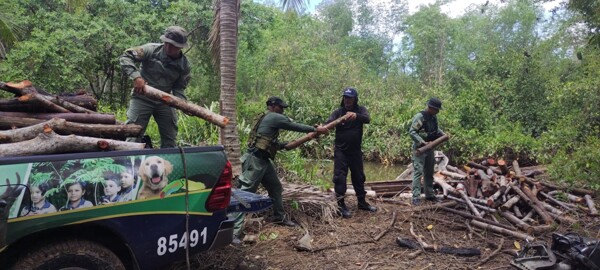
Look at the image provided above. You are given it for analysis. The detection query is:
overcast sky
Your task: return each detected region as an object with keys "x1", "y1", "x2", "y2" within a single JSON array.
[{"x1": 306, "y1": 0, "x2": 564, "y2": 18}]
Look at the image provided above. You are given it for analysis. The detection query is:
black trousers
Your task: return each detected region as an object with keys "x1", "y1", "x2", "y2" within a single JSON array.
[{"x1": 333, "y1": 148, "x2": 366, "y2": 198}]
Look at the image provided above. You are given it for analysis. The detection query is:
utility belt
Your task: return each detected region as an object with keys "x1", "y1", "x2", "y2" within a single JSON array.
[{"x1": 248, "y1": 147, "x2": 272, "y2": 160}]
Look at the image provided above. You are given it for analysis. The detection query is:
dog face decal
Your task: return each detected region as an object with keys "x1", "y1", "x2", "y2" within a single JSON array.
[{"x1": 139, "y1": 156, "x2": 173, "y2": 191}]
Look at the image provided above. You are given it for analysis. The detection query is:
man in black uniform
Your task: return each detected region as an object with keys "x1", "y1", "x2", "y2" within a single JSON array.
[{"x1": 326, "y1": 88, "x2": 377, "y2": 218}]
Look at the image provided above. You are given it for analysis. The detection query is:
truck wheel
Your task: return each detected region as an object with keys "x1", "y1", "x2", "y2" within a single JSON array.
[{"x1": 13, "y1": 238, "x2": 125, "y2": 270}]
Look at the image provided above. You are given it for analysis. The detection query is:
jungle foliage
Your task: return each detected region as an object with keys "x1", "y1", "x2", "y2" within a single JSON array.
[{"x1": 1, "y1": 0, "x2": 599, "y2": 190}]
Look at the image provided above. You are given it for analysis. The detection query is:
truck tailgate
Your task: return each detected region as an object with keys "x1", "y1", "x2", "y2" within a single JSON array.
[{"x1": 228, "y1": 189, "x2": 272, "y2": 213}]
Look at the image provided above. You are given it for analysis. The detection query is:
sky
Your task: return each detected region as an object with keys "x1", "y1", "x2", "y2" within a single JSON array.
[{"x1": 305, "y1": 0, "x2": 564, "y2": 18}]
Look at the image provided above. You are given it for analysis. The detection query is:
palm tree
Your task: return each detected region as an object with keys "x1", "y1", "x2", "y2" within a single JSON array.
[
  {"x1": 0, "y1": 12, "x2": 21, "y2": 59},
  {"x1": 210, "y1": 0, "x2": 307, "y2": 176}
]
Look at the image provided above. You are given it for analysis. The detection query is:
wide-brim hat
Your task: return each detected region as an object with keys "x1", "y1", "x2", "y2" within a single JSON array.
[
  {"x1": 160, "y1": 26, "x2": 188, "y2": 48},
  {"x1": 427, "y1": 97, "x2": 442, "y2": 110}
]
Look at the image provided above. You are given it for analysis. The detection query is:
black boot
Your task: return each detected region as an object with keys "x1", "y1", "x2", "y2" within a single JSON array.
[
  {"x1": 336, "y1": 196, "x2": 352, "y2": 218},
  {"x1": 357, "y1": 196, "x2": 377, "y2": 212}
]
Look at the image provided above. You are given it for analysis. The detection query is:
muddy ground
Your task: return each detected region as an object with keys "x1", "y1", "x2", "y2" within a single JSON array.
[{"x1": 172, "y1": 194, "x2": 600, "y2": 270}]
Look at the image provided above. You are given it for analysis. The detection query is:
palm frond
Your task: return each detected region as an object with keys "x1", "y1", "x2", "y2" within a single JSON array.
[
  {"x1": 209, "y1": 0, "x2": 222, "y2": 71},
  {"x1": 282, "y1": 0, "x2": 308, "y2": 13}
]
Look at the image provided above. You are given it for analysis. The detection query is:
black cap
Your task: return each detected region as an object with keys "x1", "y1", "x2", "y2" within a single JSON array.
[
  {"x1": 427, "y1": 97, "x2": 442, "y2": 110},
  {"x1": 342, "y1": 87, "x2": 358, "y2": 98},
  {"x1": 266, "y1": 96, "x2": 289, "y2": 108}
]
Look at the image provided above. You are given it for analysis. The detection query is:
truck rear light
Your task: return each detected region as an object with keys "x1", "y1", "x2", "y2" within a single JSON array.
[{"x1": 206, "y1": 161, "x2": 232, "y2": 212}]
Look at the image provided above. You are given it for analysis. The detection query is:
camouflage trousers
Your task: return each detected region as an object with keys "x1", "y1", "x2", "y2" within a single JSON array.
[
  {"x1": 411, "y1": 148, "x2": 436, "y2": 199},
  {"x1": 125, "y1": 97, "x2": 178, "y2": 148}
]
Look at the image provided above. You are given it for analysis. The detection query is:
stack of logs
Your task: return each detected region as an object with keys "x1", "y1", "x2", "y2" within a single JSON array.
[
  {"x1": 428, "y1": 155, "x2": 598, "y2": 241},
  {"x1": 0, "y1": 80, "x2": 146, "y2": 156}
]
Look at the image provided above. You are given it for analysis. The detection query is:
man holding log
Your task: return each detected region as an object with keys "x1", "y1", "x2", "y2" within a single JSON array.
[
  {"x1": 119, "y1": 26, "x2": 191, "y2": 148},
  {"x1": 231, "y1": 96, "x2": 328, "y2": 243},
  {"x1": 326, "y1": 87, "x2": 377, "y2": 218},
  {"x1": 408, "y1": 97, "x2": 446, "y2": 206}
]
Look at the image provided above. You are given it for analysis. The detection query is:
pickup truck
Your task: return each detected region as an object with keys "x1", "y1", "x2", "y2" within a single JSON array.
[{"x1": 0, "y1": 146, "x2": 271, "y2": 269}]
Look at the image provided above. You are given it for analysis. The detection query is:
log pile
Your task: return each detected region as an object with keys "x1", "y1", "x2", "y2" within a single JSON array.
[
  {"x1": 0, "y1": 80, "x2": 145, "y2": 156},
  {"x1": 392, "y1": 152, "x2": 597, "y2": 241}
]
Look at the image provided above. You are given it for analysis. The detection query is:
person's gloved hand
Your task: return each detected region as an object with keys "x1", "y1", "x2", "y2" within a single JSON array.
[{"x1": 133, "y1": 77, "x2": 146, "y2": 94}]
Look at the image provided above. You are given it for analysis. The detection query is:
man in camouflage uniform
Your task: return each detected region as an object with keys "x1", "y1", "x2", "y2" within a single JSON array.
[
  {"x1": 119, "y1": 26, "x2": 191, "y2": 148},
  {"x1": 231, "y1": 96, "x2": 329, "y2": 244},
  {"x1": 408, "y1": 98, "x2": 445, "y2": 206}
]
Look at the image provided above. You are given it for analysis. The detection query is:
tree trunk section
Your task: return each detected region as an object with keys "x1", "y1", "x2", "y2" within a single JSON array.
[
  {"x1": 0, "y1": 111, "x2": 115, "y2": 125},
  {"x1": 0, "y1": 118, "x2": 142, "y2": 143},
  {"x1": 0, "y1": 130, "x2": 144, "y2": 157},
  {"x1": 218, "y1": 0, "x2": 242, "y2": 176}
]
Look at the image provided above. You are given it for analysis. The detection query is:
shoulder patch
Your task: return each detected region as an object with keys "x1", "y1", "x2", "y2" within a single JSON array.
[{"x1": 127, "y1": 47, "x2": 145, "y2": 59}]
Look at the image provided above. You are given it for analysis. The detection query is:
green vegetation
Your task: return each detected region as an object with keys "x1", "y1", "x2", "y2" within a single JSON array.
[{"x1": 1, "y1": 0, "x2": 599, "y2": 190}]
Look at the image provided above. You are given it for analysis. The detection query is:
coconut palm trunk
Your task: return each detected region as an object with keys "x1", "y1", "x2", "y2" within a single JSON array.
[
  {"x1": 216, "y1": 0, "x2": 242, "y2": 176},
  {"x1": 210, "y1": 0, "x2": 306, "y2": 177}
]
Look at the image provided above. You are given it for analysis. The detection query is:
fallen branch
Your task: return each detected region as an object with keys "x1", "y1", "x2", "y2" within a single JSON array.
[
  {"x1": 373, "y1": 211, "x2": 397, "y2": 241},
  {"x1": 440, "y1": 206, "x2": 515, "y2": 231},
  {"x1": 470, "y1": 220, "x2": 534, "y2": 242}
]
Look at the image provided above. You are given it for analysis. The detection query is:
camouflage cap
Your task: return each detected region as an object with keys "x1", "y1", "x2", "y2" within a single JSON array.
[{"x1": 160, "y1": 26, "x2": 188, "y2": 48}]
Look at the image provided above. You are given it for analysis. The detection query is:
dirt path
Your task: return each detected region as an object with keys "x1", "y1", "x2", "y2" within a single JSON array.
[{"x1": 174, "y1": 196, "x2": 599, "y2": 270}]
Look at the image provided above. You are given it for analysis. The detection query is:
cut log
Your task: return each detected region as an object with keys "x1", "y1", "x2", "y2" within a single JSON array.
[
  {"x1": 497, "y1": 159, "x2": 509, "y2": 175},
  {"x1": 470, "y1": 220, "x2": 534, "y2": 242},
  {"x1": 446, "y1": 165, "x2": 467, "y2": 176},
  {"x1": 500, "y1": 210, "x2": 552, "y2": 234},
  {"x1": 141, "y1": 85, "x2": 228, "y2": 128},
  {"x1": 477, "y1": 169, "x2": 497, "y2": 197},
  {"x1": 468, "y1": 161, "x2": 502, "y2": 175},
  {"x1": 0, "y1": 111, "x2": 115, "y2": 125},
  {"x1": 512, "y1": 160, "x2": 523, "y2": 179},
  {"x1": 513, "y1": 185, "x2": 554, "y2": 225},
  {"x1": 19, "y1": 93, "x2": 70, "y2": 113},
  {"x1": 539, "y1": 191, "x2": 574, "y2": 211},
  {"x1": 0, "y1": 94, "x2": 97, "y2": 112},
  {"x1": 500, "y1": 196, "x2": 520, "y2": 211},
  {"x1": 0, "y1": 130, "x2": 144, "y2": 157},
  {"x1": 440, "y1": 206, "x2": 515, "y2": 231},
  {"x1": 0, "y1": 118, "x2": 142, "y2": 143},
  {"x1": 415, "y1": 134, "x2": 449, "y2": 155},
  {"x1": 434, "y1": 177, "x2": 457, "y2": 196},
  {"x1": 584, "y1": 195, "x2": 598, "y2": 216},
  {"x1": 1, "y1": 80, "x2": 96, "y2": 113},
  {"x1": 459, "y1": 189, "x2": 482, "y2": 218},
  {"x1": 285, "y1": 114, "x2": 349, "y2": 150},
  {"x1": 440, "y1": 170, "x2": 466, "y2": 180}
]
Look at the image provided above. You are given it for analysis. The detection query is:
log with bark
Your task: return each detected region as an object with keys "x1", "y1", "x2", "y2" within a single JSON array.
[
  {"x1": 284, "y1": 114, "x2": 350, "y2": 150},
  {"x1": 0, "y1": 129, "x2": 145, "y2": 157},
  {"x1": 0, "y1": 117, "x2": 142, "y2": 143},
  {"x1": 0, "y1": 80, "x2": 96, "y2": 113},
  {"x1": 0, "y1": 111, "x2": 116, "y2": 125},
  {"x1": 584, "y1": 194, "x2": 598, "y2": 216},
  {"x1": 415, "y1": 134, "x2": 449, "y2": 155},
  {"x1": 140, "y1": 85, "x2": 229, "y2": 128},
  {"x1": 0, "y1": 94, "x2": 98, "y2": 112},
  {"x1": 468, "y1": 161, "x2": 502, "y2": 175}
]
